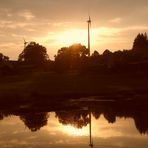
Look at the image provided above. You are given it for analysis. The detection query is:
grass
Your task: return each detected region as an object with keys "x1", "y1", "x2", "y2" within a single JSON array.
[
  {"x1": 0, "y1": 72, "x2": 148, "y2": 97},
  {"x1": 0, "y1": 71, "x2": 148, "y2": 103}
]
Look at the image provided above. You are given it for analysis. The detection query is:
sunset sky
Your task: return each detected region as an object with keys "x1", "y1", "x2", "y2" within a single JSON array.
[{"x1": 0, "y1": 0, "x2": 148, "y2": 60}]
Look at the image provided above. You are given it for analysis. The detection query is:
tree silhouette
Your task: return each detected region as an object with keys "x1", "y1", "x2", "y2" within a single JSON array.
[
  {"x1": 91, "y1": 50, "x2": 99, "y2": 57},
  {"x1": 133, "y1": 113, "x2": 148, "y2": 134},
  {"x1": 89, "y1": 50, "x2": 100, "y2": 66},
  {"x1": 0, "y1": 53, "x2": 11, "y2": 75},
  {"x1": 0, "y1": 53, "x2": 9, "y2": 63},
  {"x1": 132, "y1": 33, "x2": 148, "y2": 52},
  {"x1": 101, "y1": 49, "x2": 113, "y2": 68},
  {"x1": 55, "y1": 43, "x2": 88, "y2": 71},
  {"x1": 18, "y1": 42, "x2": 49, "y2": 65}
]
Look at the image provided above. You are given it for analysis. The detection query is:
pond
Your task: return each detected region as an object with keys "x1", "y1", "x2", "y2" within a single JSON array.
[{"x1": 0, "y1": 98, "x2": 148, "y2": 148}]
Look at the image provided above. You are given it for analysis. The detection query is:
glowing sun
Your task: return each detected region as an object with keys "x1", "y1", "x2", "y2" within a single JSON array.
[{"x1": 56, "y1": 29, "x2": 87, "y2": 46}]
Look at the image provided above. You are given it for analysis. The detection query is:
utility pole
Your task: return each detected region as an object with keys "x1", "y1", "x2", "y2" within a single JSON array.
[
  {"x1": 89, "y1": 112, "x2": 93, "y2": 148},
  {"x1": 87, "y1": 16, "x2": 91, "y2": 57}
]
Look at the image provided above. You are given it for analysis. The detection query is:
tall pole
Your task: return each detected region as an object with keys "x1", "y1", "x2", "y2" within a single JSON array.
[
  {"x1": 87, "y1": 16, "x2": 91, "y2": 57},
  {"x1": 89, "y1": 112, "x2": 93, "y2": 148}
]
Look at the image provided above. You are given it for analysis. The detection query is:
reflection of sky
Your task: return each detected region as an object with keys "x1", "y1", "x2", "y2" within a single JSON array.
[{"x1": 0, "y1": 113, "x2": 148, "y2": 148}]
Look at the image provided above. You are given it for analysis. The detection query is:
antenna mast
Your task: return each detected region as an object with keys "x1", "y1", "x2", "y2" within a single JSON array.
[
  {"x1": 89, "y1": 112, "x2": 93, "y2": 148},
  {"x1": 87, "y1": 16, "x2": 91, "y2": 57}
]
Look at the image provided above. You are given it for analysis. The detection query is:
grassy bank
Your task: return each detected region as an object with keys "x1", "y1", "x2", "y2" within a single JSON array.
[{"x1": 0, "y1": 72, "x2": 148, "y2": 103}]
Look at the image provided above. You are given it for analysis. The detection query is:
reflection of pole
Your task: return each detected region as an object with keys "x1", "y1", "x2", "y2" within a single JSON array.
[
  {"x1": 87, "y1": 16, "x2": 91, "y2": 57},
  {"x1": 89, "y1": 112, "x2": 93, "y2": 148}
]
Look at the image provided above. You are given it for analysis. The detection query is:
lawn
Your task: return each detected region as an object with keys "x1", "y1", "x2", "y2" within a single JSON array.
[{"x1": 0, "y1": 71, "x2": 148, "y2": 103}]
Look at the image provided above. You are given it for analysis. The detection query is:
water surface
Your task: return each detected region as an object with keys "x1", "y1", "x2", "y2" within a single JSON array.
[{"x1": 0, "y1": 99, "x2": 148, "y2": 148}]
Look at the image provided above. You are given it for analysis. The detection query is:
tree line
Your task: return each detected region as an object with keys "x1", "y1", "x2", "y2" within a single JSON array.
[{"x1": 1, "y1": 33, "x2": 148, "y2": 75}]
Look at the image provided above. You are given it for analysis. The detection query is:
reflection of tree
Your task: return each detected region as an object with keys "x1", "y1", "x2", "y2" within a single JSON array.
[
  {"x1": 134, "y1": 114, "x2": 148, "y2": 134},
  {"x1": 0, "y1": 112, "x2": 10, "y2": 120},
  {"x1": 55, "y1": 111, "x2": 89, "y2": 128},
  {"x1": 0, "y1": 113, "x2": 5, "y2": 120},
  {"x1": 20, "y1": 112, "x2": 49, "y2": 132},
  {"x1": 92, "y1": 106, "x2": 116, "y2": 123},
  {"x1": 103, "y1": 111, "x2": 116, "y2": 124},
  {"x1": 92, "y1": 111, "x2": 101, "y2": 119},
  {"x1": 91, "y1": 103, "x2": 148, "y2": 135},
  {"x1": 0, "y1": 99, "x2": 148, "y2": 135}
]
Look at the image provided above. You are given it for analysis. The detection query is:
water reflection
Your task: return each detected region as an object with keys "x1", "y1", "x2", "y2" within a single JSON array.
[
  {"x1": 0, "y1": 98, "x2": 148, "y2": 147},
  {"x1": 55, "y1": 110, "x2": 89, "y2": 129},
  {"x1": 20, "y1": 113, "x2": 49, "y2": 132}
]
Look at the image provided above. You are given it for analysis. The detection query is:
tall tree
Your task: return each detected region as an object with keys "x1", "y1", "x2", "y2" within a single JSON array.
[
  {"x1": 18, "y1": 42, "x2": 49, "y2": 65},
  {"x1": 0, "y1": 53, "x2": 9, "y2": 63},
  {"x1": 55, "y1": 43, "x2": 88, "y2": 70},
  {"x1": 132, "y1": 33, "x2": 148, "y2": 52}
]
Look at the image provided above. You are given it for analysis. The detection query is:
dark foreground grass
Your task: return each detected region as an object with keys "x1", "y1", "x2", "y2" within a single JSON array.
[{"x1": 0, "y1": 72, "x2": 148, "y2": 104}]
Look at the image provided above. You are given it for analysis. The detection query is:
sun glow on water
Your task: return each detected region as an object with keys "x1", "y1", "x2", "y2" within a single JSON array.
[{"x1": 60, "y1": 125, "x2": 88, "y2": 136}]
